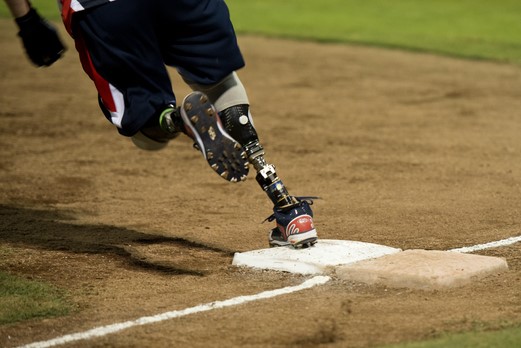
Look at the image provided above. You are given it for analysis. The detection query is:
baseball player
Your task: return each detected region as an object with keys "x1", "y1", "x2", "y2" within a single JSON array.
[{"x1": 5, "y1": 0, "x2": 319, "y2": 248}]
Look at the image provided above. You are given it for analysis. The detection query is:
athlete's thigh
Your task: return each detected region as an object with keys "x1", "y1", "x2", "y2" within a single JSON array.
[
  {"x1": 73, "y1": 1, "x2": 175, "y2": 135},
  {"x1": 157, "y1": 0, "x2": 245, "y2": 85}
]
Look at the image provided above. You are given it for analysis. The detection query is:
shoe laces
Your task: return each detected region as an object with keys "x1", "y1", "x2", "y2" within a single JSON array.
[{"x1": 263, "y1": 196, "x2": 319, "y2": 223}]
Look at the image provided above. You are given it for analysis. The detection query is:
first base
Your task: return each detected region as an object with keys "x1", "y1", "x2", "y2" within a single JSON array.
[
  {"x1": 232, "y1": 239, "x2": 401, "y2": 275},
  {"x1": 335, "y1": 249, "x2": 509, "y2": 290}
]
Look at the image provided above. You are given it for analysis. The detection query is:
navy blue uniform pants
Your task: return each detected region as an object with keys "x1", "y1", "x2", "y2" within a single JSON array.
[{"x1": 73, "y1": 0, "x2": 245, "y2": 136}]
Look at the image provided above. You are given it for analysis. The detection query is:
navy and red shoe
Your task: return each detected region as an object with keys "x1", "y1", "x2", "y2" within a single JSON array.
[
  {"x1": 267, "y1": 197, "x2": 318, "y2": 248},
  {"x1": 180, "y1": 91, "x2": 249, "y2": 182}
]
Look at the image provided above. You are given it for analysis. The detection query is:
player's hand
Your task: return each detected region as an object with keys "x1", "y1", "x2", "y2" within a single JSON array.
[{"x1": 15, "y1": 8, "x2": 66, "y2": 67}]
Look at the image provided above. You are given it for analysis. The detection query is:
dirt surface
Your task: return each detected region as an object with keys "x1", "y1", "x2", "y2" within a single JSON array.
[{"x1": 1, "y1": 19, "x2": 521, "y2": 347}]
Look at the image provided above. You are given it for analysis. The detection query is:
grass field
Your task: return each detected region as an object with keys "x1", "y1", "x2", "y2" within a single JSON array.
[
  {"x1": 1, "y1": 1, "x2": 520, "y2": 347},
  {"x1": 0, "y1": 271, "x2": 71, "y2": 325},
  {"x1": 382, "y1": 327, "x2": 521, "y2": 348},
  {"x1": 226, "y1": 0, "x2": 521, "y2": 65}
]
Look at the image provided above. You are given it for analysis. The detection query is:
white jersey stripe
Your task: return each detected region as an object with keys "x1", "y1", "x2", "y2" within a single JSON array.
[
  {"x1": 108, "y1": 84, "x2": 125, "y2": 128},
  {"x1": 70, "y1": 1, "x2": 85, "y2": 11},
  {"x1": 61, "y1": 0, "x2": 119, "y2": 13}
]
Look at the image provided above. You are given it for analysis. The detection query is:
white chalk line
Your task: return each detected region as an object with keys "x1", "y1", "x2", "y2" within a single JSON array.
[
  {"x1": 449, "y1": 235, "x2": 521, "y2": 253},
  {"x1": 17, "y1": 234, "x2": 521, "y2": 348},
  {"x1": 18, "y1": 275, "x2": 331, "y2": 348}
]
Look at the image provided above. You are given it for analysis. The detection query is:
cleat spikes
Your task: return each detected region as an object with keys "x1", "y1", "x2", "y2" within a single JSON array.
[{"x1": 180, "y1": 91, "x2": 249, "y2": 183}]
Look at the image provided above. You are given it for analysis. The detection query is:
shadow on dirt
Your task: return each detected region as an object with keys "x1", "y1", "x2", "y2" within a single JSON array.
[{"x1": 0, "y1": 204, "x2": 233, "y2": 276}]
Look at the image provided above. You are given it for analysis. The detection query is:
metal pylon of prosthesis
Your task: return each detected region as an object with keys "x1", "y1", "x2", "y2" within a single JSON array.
[{"x1": 244, "y1": 141, "x2": 297, "y2": 209}]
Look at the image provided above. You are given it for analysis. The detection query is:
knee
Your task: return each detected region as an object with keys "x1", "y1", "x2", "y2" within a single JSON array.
[{"x1": 131, "y1": 131, "x2": 169, "y2": 151}]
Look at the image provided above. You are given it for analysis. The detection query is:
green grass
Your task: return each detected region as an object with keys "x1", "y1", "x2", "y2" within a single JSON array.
[
  {"x1": 0, "y1": 271, "x2": 71, "y2": 325},
  {"x1": 0, "y1": 0, "x2": 60, "y2": 19},
  {"x1": 380, "y1": 326, "x2": 521, "y2": 348},
  {"x1": 226, "y1": 0, "x2": 521, "y2": 65}
]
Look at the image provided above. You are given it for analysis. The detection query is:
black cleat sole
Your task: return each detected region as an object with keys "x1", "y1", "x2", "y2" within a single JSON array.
[{"x1": 181, "y1": 92, "x2": 249, "y2": 182}]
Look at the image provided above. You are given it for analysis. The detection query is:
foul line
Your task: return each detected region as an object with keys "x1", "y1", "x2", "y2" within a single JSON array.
[
  {"x1": 18, "y1": 275, "x2": 331, "y2": 348},
  {"x1": 17, "y1": 234, "x2": 521, "y2": 348},
  {"x1": 449, "y1": 235, "x2": 521, "y2": 253}
]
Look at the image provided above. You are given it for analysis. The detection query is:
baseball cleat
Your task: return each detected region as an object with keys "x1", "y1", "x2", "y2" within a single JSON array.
[
  {"x1": 266, "y1": 197, "x2": 318, "y2": 248},
  {"x1": 180, "y1": 92, "x2": 249, "y2": 182}
]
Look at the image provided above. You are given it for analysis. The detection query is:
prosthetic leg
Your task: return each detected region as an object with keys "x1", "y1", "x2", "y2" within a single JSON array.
[
  {"x1": 187, "y1": 73, "x2": 318, "y2": 248},
  {"x1": 220, "y1": 104, "x2": 296, "y2": 208}
]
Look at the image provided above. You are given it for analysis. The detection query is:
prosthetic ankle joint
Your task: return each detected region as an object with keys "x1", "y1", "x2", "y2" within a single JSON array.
[{"x1": 220, "y1": 105, "x2": 296, "y2": 209}]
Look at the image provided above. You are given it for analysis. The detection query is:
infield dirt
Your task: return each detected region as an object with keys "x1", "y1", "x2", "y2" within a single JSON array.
[{"x1": 1, "y1": 19, "x2": 521, "y2": 347}]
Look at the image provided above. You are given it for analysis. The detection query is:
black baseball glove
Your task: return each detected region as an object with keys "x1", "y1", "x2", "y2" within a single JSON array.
[{"x1": 15, "y1": 8, "x2": 66, "y2": 67}]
